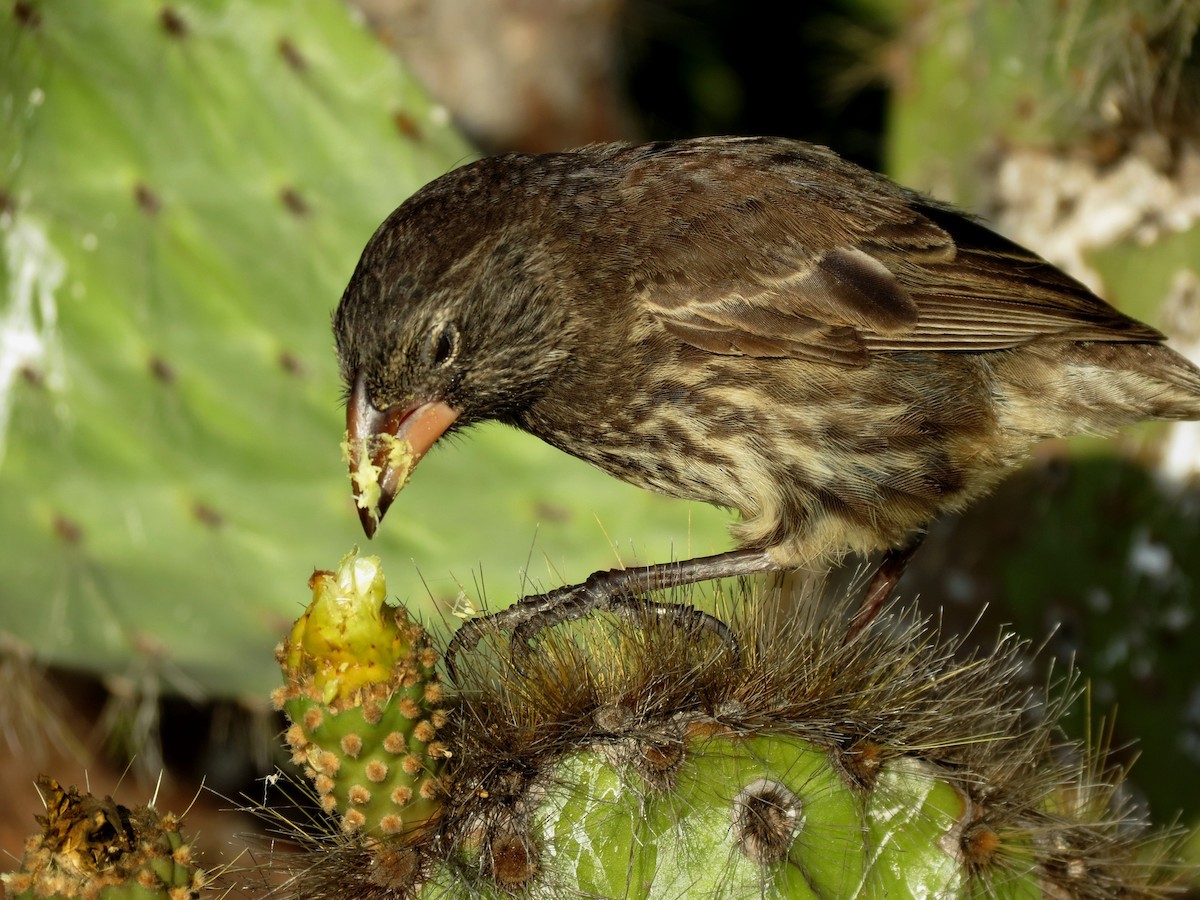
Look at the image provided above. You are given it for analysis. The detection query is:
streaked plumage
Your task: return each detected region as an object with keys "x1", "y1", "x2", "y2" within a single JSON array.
[{"x1": 335, "y1": 135, "x2": 1200, "y2": 579}]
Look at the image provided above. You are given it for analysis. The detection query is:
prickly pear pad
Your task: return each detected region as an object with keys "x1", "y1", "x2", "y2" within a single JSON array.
[{"x1": 274, "y1": 550, "x2": 448, "y2": 837}]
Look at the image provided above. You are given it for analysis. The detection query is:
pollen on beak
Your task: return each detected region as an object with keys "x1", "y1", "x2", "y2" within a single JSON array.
[{"x1": 343, "y1": 371, "x2": 459, "y2": 537}]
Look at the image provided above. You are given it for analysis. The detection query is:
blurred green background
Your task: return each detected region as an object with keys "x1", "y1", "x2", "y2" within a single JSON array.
[{"x1": 1, "y1": 0, "x2": 1198, "y2": 868}]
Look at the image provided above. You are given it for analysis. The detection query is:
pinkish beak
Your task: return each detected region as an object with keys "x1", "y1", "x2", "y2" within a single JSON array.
[{"x1": 346, "y1": 370, "x2": 459, "y2": 538}]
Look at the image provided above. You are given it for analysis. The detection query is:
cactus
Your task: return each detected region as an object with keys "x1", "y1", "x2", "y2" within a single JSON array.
[
  {"x1": 275, "y1": 549, "x2": 448, "y2": 838},
  {"x1": 0, "y1": 0, "x2": 729, "y2": 709},
  {"x1": 263, "y1": 564, "x2": 1188, "y2": 898},
  {"x1": 883, "y1": 0, "x2": 1200, "y2": 823},
  {"x1": 885, "y1": 0, "x2": 1200, "y2": 370},
  {"x1": 2, "y1": 776, "x2": 206, "y2": 900}
]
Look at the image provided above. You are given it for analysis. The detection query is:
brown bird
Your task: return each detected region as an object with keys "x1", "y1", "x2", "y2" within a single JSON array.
[{"x1": 334, "y1": 136, "x2": 1200, "y2": 659}]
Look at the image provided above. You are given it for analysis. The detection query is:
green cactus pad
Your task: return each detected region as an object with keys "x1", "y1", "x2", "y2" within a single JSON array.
[
  {"x1": 463, "y1": 732, "x2": 1035, "y2": 898},
  {"x1": 537, "y1": 734, "x2": 864, "y2": 898},
  {"x1": 0, "y1": 0, "x2": 730, "y2": 706},
  {"x1": 2, "y1": 776, "x2": 206, "y2": 900},
  {"x1": 275, "y1": 549, "x2": 447, "y2": 837}
]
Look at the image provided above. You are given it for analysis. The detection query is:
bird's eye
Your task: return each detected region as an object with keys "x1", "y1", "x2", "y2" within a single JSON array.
[{"x1": 427, "y1": 321, "x2": 459, "y2": 368}]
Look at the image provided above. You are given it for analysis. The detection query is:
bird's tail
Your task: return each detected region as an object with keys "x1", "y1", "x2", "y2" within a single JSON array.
[{"x1": 995, "y1": 340, "x2": 1200, "y2": 439}]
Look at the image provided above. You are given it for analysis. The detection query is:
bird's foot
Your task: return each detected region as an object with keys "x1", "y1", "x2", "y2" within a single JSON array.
[
  {"x1": 446, "y1": 587, "x2": 739, "y2": 681},
  {"x1": 444, "y1": 548, "x2": 779, "y2": 681},
  {"x1": 508, "y1": 592, "x2": 741, "y2": 676},
  {"x1": 846, "y1": 534, "x2": 925, "y2": 640}
]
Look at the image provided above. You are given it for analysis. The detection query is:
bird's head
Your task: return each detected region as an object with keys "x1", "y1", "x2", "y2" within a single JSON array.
[{"x1": 333, "y1": 173, "x2": 578, "y2": 537}]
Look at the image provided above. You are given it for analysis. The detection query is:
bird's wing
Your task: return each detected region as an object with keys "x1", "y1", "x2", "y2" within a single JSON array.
[{"x1": 618, "y1": 139, "x2": 1161, "y2": 367}]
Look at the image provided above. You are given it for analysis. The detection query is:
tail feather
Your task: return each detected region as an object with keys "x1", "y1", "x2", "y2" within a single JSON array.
[
  {"x1": 1095, "y1": 342, "x2": 1200, "y2": 420},
  {"x1": 995, "y1": 340, "x2": 1200, "y2": 438}
]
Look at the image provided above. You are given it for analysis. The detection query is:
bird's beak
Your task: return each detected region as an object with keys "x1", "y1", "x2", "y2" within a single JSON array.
[{"x1": 344, "y1": 370, "x2": 460, "y2": 538}]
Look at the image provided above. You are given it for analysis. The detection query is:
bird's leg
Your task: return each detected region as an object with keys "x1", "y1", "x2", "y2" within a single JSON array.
[
  {"x1": 845, "y1": 534, "x2": 925, "y2": 640},
  {"x1": 445, "y1": 548, "x2": 779, "y2": 680}
]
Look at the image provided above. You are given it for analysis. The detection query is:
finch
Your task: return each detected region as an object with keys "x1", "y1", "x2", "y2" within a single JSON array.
[{"x1": 334, "y1": 136, "x2": 1200, "y2": 639}]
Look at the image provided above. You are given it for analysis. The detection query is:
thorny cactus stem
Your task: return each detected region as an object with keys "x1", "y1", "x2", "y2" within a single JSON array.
[{"x1": 258, "y1": 569, "x2": 1192, "y2": 898}]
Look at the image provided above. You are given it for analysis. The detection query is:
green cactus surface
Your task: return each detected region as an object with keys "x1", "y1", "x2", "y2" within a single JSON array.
[
  {"x1": 0, "y1": 0, "x2": 730, "y2": 702},
  {"x1": 524, "y1": 737, "x2": 975, "y2": 898},
  {"x1": 1, "y1": 775, "x2": 205, "y2": 900},
  {"x1": 887, "y1": 0, "x2": 1200, "y2": 208}
]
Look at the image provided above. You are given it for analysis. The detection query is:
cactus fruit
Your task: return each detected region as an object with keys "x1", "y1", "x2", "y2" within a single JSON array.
[
  {"x1": 275, "y1": 550, "x2": 449, "y2": 839},
  {"x1": 263, "y1": 568, "x2": 1187, "y2": 898},
  {"x1": 2, "y1": 776, "x2": 206, "y2": 900}
]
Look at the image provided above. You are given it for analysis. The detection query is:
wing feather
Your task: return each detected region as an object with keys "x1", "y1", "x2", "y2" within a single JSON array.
[{"x1": 614, "y1": 138, "x2": 1161, "y2": 365}]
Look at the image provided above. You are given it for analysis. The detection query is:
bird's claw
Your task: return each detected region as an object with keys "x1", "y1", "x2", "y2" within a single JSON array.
[
  {"x1": 445, "y1": 589, "x2": 741, "y2": 682},
  {"x1": 443, "y1": 589, "x2": 558, "y2": 681},
  {"x1": 443, "y1": 550, "x2": 778, "y2": 682},
  {"x1": 508, "y1": 596, "x2": 741, "y2": 676}
]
